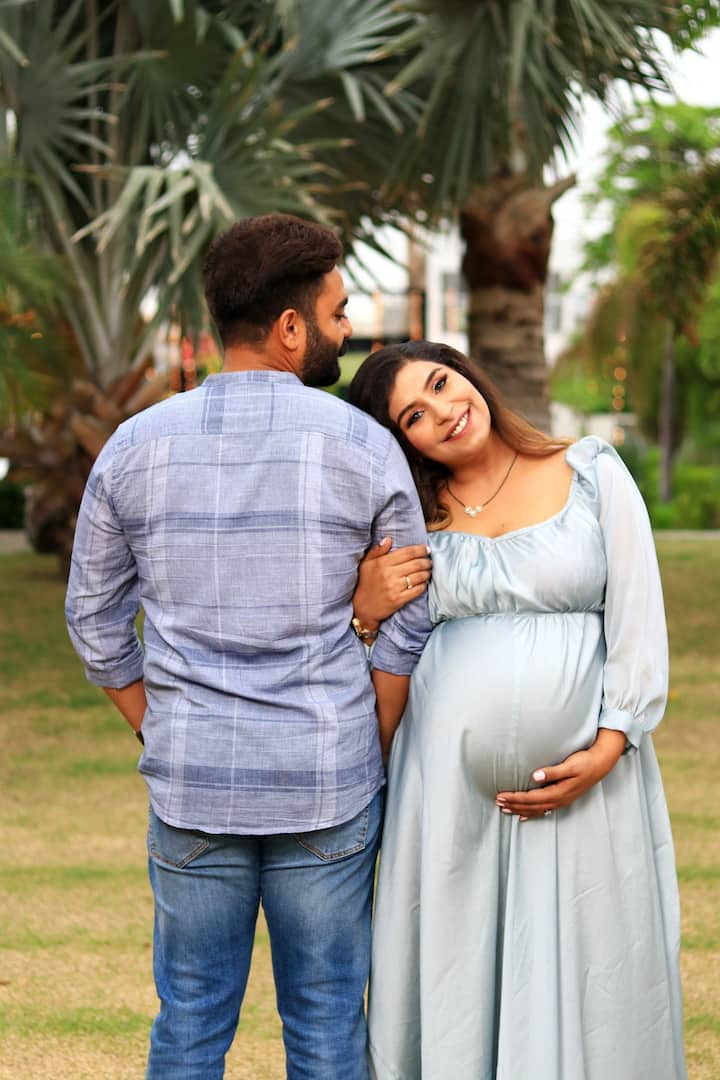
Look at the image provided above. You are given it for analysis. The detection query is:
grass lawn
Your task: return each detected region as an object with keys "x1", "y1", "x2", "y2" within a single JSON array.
[{"x1": 0, "y1": 539, "x2": 718, "y2": 1078}]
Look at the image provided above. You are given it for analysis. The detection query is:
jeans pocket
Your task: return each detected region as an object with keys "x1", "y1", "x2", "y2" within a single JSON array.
[
  {"x1": 294, "y1": 803, "x2": 371, "y2": 861},
  {"x1": 147, "y1": 807, "x2": 210, "y2": 869}
]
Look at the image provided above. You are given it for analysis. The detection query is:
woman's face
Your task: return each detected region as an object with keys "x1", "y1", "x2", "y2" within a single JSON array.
[{"x1": 388, "y1": 360, "x2": 492, "y2": 466}]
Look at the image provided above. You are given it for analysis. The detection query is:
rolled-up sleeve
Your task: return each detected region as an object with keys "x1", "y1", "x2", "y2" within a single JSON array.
[
  {"x1": 65, "y1": 437, "x2": 144, "y2": 688},
  {"x1": 370, "y1": 437, "x2": 433, "y2": 675}
]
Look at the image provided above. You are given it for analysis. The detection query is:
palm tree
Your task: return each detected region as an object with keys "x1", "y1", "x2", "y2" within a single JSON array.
[
  {"x1": 0, "y1": 0, "x2": 419, "y2": 562},
  {"x1": 378, "y1": 0, "x2": 720, "y2": 428}
]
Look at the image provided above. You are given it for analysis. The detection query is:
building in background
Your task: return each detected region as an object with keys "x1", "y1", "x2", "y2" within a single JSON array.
[
  {"x1": 344, "y1": 225, "x2": 469, "y2": 354},
  {"x1": 345, "y1": 221, "x2": 593, "y2": 365}
]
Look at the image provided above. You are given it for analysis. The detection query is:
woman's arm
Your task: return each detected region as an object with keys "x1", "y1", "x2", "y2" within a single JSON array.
[
  {"x1": 353, "y1": 536, "x2": 432, "y2": 631},
  {"x1": 372, "y1": 669, "x2": 411, "y2": 766},
  {"x1": 496, "y1": 441, "x2": 668, "y2": 819}
]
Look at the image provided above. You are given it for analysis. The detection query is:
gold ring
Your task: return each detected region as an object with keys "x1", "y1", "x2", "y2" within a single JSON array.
[{"x1": 405, "y1": 575, "x2": 412, "y2": 590}]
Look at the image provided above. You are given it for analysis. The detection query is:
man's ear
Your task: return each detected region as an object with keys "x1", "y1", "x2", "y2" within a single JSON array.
[{"x1": 277, "y1": 307, "x2": 304, "y2": 351}]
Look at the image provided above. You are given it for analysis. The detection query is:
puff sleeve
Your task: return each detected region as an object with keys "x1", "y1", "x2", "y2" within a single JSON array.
[{"x1": 571, "y1": 438, "x2": 668, "y2": 749}]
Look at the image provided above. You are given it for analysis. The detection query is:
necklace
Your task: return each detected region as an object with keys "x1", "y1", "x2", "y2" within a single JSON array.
[{"x1": 446, "y1": 453, "x2": 519, "y2": 518}]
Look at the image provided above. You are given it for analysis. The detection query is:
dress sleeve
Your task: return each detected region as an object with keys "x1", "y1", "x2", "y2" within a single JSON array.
[{"x1": 573, "y1": 438, "x2": 668, "y2": 749}]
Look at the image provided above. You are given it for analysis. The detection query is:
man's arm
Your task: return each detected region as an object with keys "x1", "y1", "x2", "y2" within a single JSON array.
[
  {"x1": 371, "y1": 669, "x2": 410, "y2": 766},
  {"x1": 103, "y1": 681, "x2": 147, "y2": 743},
  {"x1": 369, "y1": 437, "x2": 433, "y2": 676},
  {"x1": 65, "y1": 435, "x2": 145, "y2": 696}
]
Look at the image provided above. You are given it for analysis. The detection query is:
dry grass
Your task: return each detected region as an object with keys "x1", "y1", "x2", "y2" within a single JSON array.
[
  {"x1": 0, "y1": 539, "x2": 718, "y2": 1078},
  {"x1": 0, "y1": 552, "x2": 284, "y2": 1079},
  {"x1": 653, "y1": 538, "x2": 720, "y2": 1080}
]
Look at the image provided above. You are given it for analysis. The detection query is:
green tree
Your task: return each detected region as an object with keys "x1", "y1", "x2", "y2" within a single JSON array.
[
  {"x1": 581, "y1": 103, "x2": 720, "y2": 498},
  {"x1": 0, "y1": 170, "x2": 71, "y2": 427},
  {"x1": 378, "y1": 0, "x2": 720, "y2": 428},
  {"x1": 0, "y1": 0, "x2": 419, "y2": 560},
  {"x1": 0, "y1": 0, "x2": 421, "y2": 389}
]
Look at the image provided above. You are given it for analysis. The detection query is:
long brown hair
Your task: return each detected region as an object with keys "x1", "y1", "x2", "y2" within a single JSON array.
[{"x1": 347, "y1": 341, "x2": 568, "y2": 529}]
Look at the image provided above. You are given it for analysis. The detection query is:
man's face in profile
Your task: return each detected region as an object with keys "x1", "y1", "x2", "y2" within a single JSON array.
[{"x1": 301, "y1": 268, "x2": 352, "y2": 387}]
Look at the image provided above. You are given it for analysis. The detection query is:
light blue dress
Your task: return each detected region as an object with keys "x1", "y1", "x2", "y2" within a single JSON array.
[{"x1": 368, "y1": 438, "x2": 686, "y2": 1080}]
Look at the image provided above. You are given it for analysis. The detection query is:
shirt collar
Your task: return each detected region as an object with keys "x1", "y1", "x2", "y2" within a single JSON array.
[{"x1": 203, "y1": 371, "x2": 302, "y2": 386}]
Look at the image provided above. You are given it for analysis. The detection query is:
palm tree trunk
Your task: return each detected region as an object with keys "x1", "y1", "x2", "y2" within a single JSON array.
[
  {"x1": 659, "y1": 321, "x2": 675, "y2": 504},
  {"x1": 460, "y1": 173, "x2": 574, "y2": 432}
]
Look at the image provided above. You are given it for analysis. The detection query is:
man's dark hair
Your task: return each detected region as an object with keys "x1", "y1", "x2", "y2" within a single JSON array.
[{"x1": 203, "y1": 214, "x2": 343, "y2": 347}]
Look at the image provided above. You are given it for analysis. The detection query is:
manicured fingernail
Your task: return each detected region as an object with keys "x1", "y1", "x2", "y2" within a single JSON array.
[
  {"x1": 380, "y1": 537, "x2": 389, "y2": 545},
  {"x1": 520, "y1": 816, "x2": 529, "y2": 822},
  {"x1": 496, "y1": 796, "x2": 506, "y2": 803},
  {"x1": 533, "y1": 770, "x2": 546, "y2": 782},
  {"x1": 426, "y1": 545, "x2": 431, "y2": 553},
  {"x1": 500, "y1": 808, "x2": 512, "y2": 815}
]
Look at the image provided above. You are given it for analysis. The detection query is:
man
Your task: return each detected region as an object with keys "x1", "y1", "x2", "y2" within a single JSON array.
[{"x1": 65, "y1": 213, "x2": 431, "y2": 1079}]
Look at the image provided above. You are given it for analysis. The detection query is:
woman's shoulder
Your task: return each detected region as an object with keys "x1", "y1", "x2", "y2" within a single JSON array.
[
  {"x1": 565, "y1": 435, "x2": 621, "y2": 469},
  {"x1": 517, "y1": 438, "x2": 620, "y2": 507},
  {"x1": 565, "y1": 436, "x2": 643, "y2": 512},
  {"x1": 565, "y1": 435, "x2": 628, "y2": 483}
]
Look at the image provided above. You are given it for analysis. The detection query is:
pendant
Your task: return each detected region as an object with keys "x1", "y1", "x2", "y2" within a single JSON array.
[{"x1": 464, "y1": 504, "x2": 484, "y2": 517}]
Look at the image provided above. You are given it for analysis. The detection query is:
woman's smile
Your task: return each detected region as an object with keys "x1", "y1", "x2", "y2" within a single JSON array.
[{"x1": 445, "y1": 408, "x2": 471, "y2": 441}]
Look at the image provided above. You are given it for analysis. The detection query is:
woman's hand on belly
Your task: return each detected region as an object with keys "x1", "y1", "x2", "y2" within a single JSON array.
[{"x1": 495, "y1": 728, "x2": 627, "y2": 819}]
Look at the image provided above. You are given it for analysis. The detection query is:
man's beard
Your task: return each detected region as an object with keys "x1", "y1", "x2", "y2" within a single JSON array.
[{"x1": 301, "y1": 313, "x2": 348, "y2": 387}]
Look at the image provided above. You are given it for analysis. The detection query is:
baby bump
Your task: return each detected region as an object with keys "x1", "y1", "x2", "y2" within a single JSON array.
[{"x1": 410, "y1": 612, "x2": 605, "y2": 798}]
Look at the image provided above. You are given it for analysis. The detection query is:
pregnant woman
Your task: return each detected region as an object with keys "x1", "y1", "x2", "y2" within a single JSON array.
[{"x1": 348, "y1": 341, "x2": 686, "y2": 1079}]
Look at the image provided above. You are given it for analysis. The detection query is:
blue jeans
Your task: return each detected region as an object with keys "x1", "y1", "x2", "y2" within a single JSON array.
[{"x1": 145, "y1": 789, "x2": 383, "y2": 1080}]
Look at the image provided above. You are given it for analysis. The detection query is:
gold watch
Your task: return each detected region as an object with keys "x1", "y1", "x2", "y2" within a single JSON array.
[{"x1": 351, "y1": 616, "x2": 378, "y2": 644}]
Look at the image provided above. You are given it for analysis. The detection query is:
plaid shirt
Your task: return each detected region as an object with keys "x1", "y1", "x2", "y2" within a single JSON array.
[{"x1": 65, "y1": 371, "x2": 431, "y2": 834}]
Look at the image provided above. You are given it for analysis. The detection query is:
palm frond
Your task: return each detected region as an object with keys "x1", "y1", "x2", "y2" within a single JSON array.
[{"x1": 382, "y1": 0, "x2": 718, "y2": 212}]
